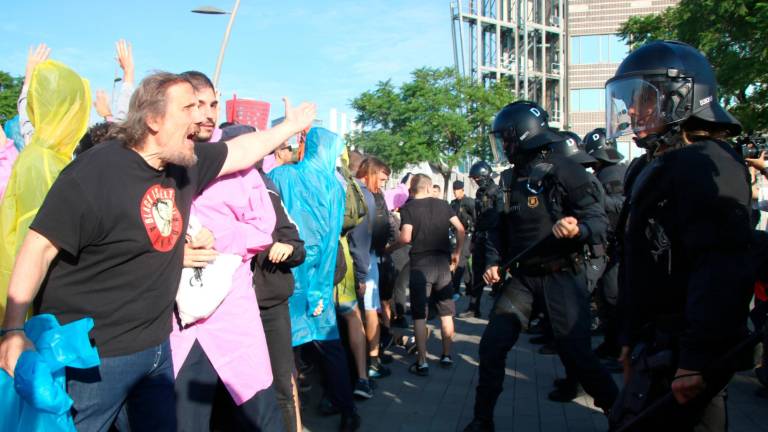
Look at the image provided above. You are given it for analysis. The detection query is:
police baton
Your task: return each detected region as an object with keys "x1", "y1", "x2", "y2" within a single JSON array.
[
  {"x1": 471, "y1": 234, "x2": 556, "y2": 293},
  {"x1": 614, "y1": 325, "x2": 766, "y2": 432}
]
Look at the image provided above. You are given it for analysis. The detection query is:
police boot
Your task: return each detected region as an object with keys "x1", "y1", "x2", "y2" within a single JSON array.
[
  {"x1": 548, "y1": 382, "x2": 582, "y2": 403},
  {"x1": 463, "y1": 418, "x2": 495, "y2": 432}
]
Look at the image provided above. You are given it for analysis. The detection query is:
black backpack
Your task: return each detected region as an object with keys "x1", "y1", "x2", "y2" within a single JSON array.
[{"x1": 370, "y1": 192, "x2": 391, "y2": 254}]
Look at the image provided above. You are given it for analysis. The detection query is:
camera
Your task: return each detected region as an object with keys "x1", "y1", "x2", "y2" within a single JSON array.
[{"x1": 735, "y1": 134, "x2": 768, "y2": 159}]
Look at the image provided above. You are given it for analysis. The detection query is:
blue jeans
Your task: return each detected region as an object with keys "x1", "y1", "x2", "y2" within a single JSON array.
[{"x1": 66, "y1": 339, "x2": 176, "y2": 432}]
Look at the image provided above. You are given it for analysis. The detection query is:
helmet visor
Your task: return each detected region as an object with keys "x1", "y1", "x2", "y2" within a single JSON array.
[
  {"x1": 489, "y1": 132, "x2": 508, "y2": 164},
  {"x1": 605, "y1": 77, "x2": 664, "y2": 140}
]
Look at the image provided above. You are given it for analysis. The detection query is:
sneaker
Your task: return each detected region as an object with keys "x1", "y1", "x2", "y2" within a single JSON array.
[
  {"x1": 405, "y1": 336, "x2": 418, "y2": 355},
  {"x1": 463, "y1": 418, "x2": 495, "y2": 432},
  {"x1": 458, "y1": 307, "x2": 477, "y2": 318},
  {"x1": 538, "y1": 343, "x2": 557, "y2": 355},
  {"x1": 408, "y1": 361, "x2": 429, "y2": 376},
  {"x1": 368, "y1": 360, "x2": 392, "y2": 379},
  {"x1": 339, "y1": 412, "x2": 361, "y2": 432},
  {"x1": 439, "y1": 354, "x2": 454, "y2": 368},
  {"x1": 353, "y1": 379, "x2": 373, "y2": 399},
  {"x1": 379, "y1": 351, "x2": 394, "y2": 364},
  {"x1": 526, "y1": 317, "x2": 542, "y2": 334}
]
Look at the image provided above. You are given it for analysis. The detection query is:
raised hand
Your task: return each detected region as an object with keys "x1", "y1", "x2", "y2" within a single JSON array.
[
  {"x1": 25, "y1": 44, "x2": 51, "y2": 85},
  {"x1": 282, "y1": 97, "x2": 316, "y2": 133},
  {"x1": 93, "y1": 90, "x2": 112, "y2": 119},
  {"x1": 115, "y1": 40, "x2": 134, "y2": 85}
]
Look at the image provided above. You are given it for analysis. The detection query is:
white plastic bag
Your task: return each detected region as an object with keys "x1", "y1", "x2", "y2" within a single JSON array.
[{"x1": 175, "y1": 216, "x2": 242, "y2": 326}]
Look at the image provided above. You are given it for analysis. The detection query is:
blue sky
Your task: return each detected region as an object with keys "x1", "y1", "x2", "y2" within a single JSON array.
[{"x1": 0, "y1": 0, "x2": 454, "y2": 127}]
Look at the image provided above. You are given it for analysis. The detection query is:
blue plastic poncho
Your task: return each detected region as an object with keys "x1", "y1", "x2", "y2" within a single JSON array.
[
  {"x1": 3, "y1": 116, "x2": 24, "y2": 152},
  {"x1": 0, "y1": 314, "x2": 100, "y2": 432},
  {"x1": 268, "y1": 128, "x2": 346, "y2": 346}
]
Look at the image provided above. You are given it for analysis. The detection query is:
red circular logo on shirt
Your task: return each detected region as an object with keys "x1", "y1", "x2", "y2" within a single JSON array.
[{"x1": 140, "y1": 185, "x2": 183, "y2": 252}]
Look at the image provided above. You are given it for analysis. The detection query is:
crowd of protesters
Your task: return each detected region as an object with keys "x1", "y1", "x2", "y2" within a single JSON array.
[
  {"x1": 0, "y1": 41, "x2": 477, "y2": 432},
  {"x1": 0, "y1": 38, "x2": 766, "y2": 432}
]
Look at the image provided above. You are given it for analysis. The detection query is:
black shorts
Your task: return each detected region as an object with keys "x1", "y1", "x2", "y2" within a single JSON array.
[
  {"x1": 377, "y1": 253, "x2": 397, "y2": 301},
  {"x1": 409, "y1": 254, "x2": 455, "y2": 320}
]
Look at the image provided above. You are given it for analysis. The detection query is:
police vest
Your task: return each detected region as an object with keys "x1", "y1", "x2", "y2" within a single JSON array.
[{"x1": 499, "y1": 166, "x2": 559, "y2": 258}]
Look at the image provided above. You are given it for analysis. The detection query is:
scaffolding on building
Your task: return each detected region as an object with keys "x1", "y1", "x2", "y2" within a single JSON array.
[{"x1": 450, "y1": 0, "x2": 566, "y2": 127}]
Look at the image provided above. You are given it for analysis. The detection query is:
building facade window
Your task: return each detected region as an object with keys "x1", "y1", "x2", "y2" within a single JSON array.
[
  {"x1": 570, "y1": 34, "x2": 628, "y2": 64},
  {"x1": 570, "y1": 88, "x2": 604, "y2": 112}
]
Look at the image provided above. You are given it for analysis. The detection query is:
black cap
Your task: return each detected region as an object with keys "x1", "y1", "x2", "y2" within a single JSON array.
[
  {"x1": 220, "y1": 124, "x2": 256, "y2": 141},
  {"x1": 453, "y1": 180, "x2": 464, "y2": 190}
]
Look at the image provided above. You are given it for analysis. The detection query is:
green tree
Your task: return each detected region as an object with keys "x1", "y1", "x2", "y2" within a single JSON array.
[
  {"x1": 348, "y1": 67, "x2": 514, "y2": 193},
  {"x1": 618, "y1": 0, "x2": 767, "y2": 131},
  {"x1": 0, "y1": 71, "x2": 23, "y2": 123}
]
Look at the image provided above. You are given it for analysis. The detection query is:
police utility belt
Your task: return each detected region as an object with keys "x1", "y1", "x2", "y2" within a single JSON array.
[{"x1": 510, "y1": 250, "x2": 586, "y2": 277}]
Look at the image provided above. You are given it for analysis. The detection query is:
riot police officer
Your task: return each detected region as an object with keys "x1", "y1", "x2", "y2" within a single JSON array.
[
  {"x1": 583, "y1": 128, "x2": 627, "y2": 363},
  {"x1": 549, "y1": 133, "x2": 610, "y2": 296},
  {"x1": 460, "y1": 161, "x2": 501, "y2": 318},
  {"x1": 450, "y1": 180, "x2": 476, "y2": 296},
  {"x1": 463, "y1": 101, "x2": 618, "y2": 432},
  {"x1": 607, "y1": 41, "x2": 754, "y2": 431}
]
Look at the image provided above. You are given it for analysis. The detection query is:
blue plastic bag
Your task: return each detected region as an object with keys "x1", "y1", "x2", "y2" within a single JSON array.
[{"x1": 0, "y1": 314, "x2": 100, "y2": 431}]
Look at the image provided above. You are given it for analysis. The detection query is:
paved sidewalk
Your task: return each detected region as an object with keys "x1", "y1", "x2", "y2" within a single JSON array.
[{"x1": 301, "y1": 295, "x2": 768, "y2": 431}]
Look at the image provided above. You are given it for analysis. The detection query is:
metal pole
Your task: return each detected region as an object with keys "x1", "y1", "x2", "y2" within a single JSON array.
[
  {"x1": 451, "y1": 3, "x2": 461, "y2": 74},
  {"x1": 212, "y1": 0, "x2": 241, "y2": 89},
  {"x1": 457, "y1": 0, "x2": 467, "y2": 76}
]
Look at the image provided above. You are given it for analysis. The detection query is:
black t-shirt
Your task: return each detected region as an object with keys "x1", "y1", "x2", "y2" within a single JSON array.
[
  {"x1": 31, "y1": 140, "x2": 228, "y2": 357},
  {"x1": 400, "y1": 197, "x2": 455, "y2": 263}
]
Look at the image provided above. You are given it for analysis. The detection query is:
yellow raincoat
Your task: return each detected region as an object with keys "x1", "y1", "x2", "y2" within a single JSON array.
[{"x1": 0, "y1": 60, "x2": 90, "y2": 318}]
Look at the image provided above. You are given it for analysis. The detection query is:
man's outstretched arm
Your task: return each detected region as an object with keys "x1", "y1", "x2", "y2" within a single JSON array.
[{"x1": 219, "y1": 98, "x2": 316, "y2": 176}]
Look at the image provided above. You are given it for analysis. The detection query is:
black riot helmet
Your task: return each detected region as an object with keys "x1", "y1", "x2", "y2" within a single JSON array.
[
  {"x1": 548, "y1": 132, "x2": 597, "y2": 166},
  {"x1": 469, "y1": 160, "x2": 493, "y2": 188},
  {"x1": 583, "y1": 128, "x2": 624, "y2": 164},
  {"x1": 605, "y1": 40, "x2": 741, "y2": 149},
  {"x1": 561, "y1": 131, "x2": 583, "y2": 147},
  {"x1": 489, "y1": 100, "x2": 564, "y2": 163}
]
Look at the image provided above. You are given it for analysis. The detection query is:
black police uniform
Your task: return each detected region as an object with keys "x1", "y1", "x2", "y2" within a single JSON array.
[
  {"x1": 593, "y1": 162, "x2": 627, "y2": 355},
  {"x1": 583, "y1": 171, "x2": 609, "y2": 293},
  {"x1": 467, "y1": 181, "x2": 502, "y2": 312},
  {"x1": 610, "y1": 140, "x2": 754, "y2": 430},
  {"x1": 451, "y1": 195, "x2": 476, "y2": 294},
  {"x1": 472, "y1": 152, "x2": 619, "y2": 423}
]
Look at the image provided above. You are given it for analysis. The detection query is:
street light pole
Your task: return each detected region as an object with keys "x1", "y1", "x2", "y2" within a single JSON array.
[
  {"x1": 212, "y1": 0, "x2": 240, "y2": 89},
  {"x1": 191, "y1": 0, "x2": 241, "y2": 89}
]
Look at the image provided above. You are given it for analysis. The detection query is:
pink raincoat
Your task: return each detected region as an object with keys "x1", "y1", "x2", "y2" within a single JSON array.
[
  {"x1": 0, "y1": 139, "x2": 18, "y2": 202},
  {"x1": 170, "y1": 157, "x2": 277, "y2": 405}
]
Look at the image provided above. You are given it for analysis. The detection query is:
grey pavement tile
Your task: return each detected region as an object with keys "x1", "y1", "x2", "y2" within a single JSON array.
[{"x1": 300, "y1": 294, "x2": 767, "y2": 432}]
